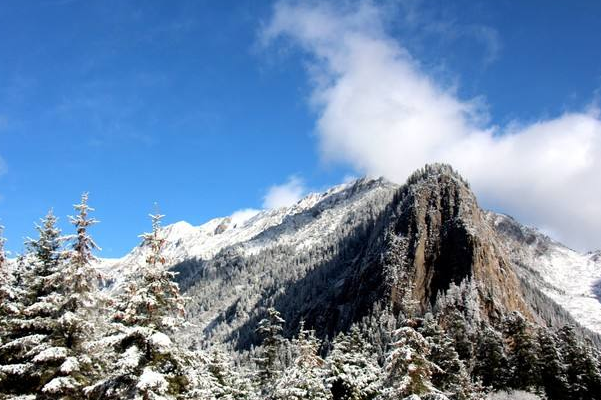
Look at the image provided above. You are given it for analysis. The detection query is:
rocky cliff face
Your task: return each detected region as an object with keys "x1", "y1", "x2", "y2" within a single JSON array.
[{"x1": 383, "y1": 165, "x2": 534, "y2": 323}]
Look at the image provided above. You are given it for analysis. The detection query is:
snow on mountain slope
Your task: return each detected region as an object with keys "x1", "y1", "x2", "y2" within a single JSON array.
[
  {"x1": 488, "y1": 212, "x2": 601, "y2": 334},
  {"x1": 100, "y1": 175, "x2": 601, "y2": 336},
  {"x1": 101, "y1": 178, "x2": 398, "y2": 287}
]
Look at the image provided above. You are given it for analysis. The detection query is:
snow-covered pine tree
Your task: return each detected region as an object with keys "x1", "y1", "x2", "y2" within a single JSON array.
[
  {"x1": 31, "y1": 193, "x2": 105, "y2": 398},
  {"x1": 205, "y1": 346, "x2": 257, "y2": 400},
  {"x1": 420, "y1": 314, "x2": 478, "y2": 400},
  {"x1": 0, "y1": 224, "x2": 6, "y2": 273},
  {"x1": 503, "y1": 312, "x2": 539, "y2": 391},
  {"x1": 0, "y1": 254, "x2": 26, "y2": 329},
  {"x1": 0, "y1": 210, "x2": 70, "y2": 397},
  {"x1": 272, "y1": 321, "x2": 331, "y2": 400},
  {"x1": 557, "y1": 325, "x2": 601, "y2": 400},
  {"x1": 472, "y1": 326, "x2": 509, "y2": 391},
  {"x1": 536, "y1": 328, "x2": 568, "y2": 400},
  {"x1": 254, "y1": 307, "x2": 285, "y2": 395},
  {"x1": 381, "y1": 323, "x2": 440, "y2": 399},
  {"x1": 327, "y1": 325, "x2": 381, "y2": 400},
  {"x1": 0, "y1": 224, "x2": 15, "y2": 340},
  {"x1": 86, "y1": 212, "x2": 193, "y2": 399},
  {"x1": 0, "y1": 224, "x2": 14, "y2": 316}
]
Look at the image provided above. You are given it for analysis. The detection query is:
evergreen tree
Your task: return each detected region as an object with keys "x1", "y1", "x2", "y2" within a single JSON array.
[
  {"x1": 327, "y1": 325, "x2": 381, "y2": 400},
  {"x1": 0, "y1": 225, "x2": 16, "y2": 318},
  {"x1": 0, "y1": 224, "x2": 6, "y2": 275},
  {"x1": 439, "y1": 309, "x2": 474, "y2": 364},
  {"x1": 557, "y1": 325, "x2": 601, "y2": 400},
  {"x1": 0, "y1": 210, "x2": 72, "y2": 398},
  {"x1": 86, "y1": 212, "x2": 193, "y2": 399},
  {"x1": 536, "y1": 328, "x2": 568, "y2": 400},
  {"x1": 272, "y1": 322, "x2": 331, "y2": 400},
  {"x1": 38, "y1": 194, "x2": 104, "y2": 398},
  {"x1": 0, "y1": 224, "x2": 14, "y2": 343},
  {"x1": 254, "y1": 307, "x2": 285, "y2": 394},
  {"x1": 381, "y1": 323, "x2": 440, "y2": 398},
  {"x1": 472, "y1": 326, "x2": 508, "y2": 391},
  {"x1": 206, "y1": 347, "x2": 256, "y2": 400},
  {"x1": 503, "y1": 312, "x2": 539, "y2": 391},
  {"x1": 0, "y1": 197, "x2": 104, "y2": 398},
  {"x1": 420, "y1": 315, "x2": 476, "y2": 400}
]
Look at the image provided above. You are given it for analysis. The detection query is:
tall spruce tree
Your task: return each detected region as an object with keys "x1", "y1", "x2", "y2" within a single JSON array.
[
  {"x1": 86, "y1": 212, "x2": 193, "y2": 399},
  {"x1": 272, "y1": 322, "x2": 331, "y2": 400},
  {"x1": 536, "y1": 328, "x2": 568, "y2": 400},
  {"x1": 503, "y1": 312, "x2": 539, "y2": 391},
  {"x1": 381, "y1": 322, "x2": 440, "y2": 398},
  {"x1": 255, "y1": 307, "x2": 285, "y2": 395},
  {"x1": 472, "y1": 326, "x2": 509, "y2": 391},
  {"x1": 0, "y1": 224, "x2": 15, "y2": 342},
  {"x1": 0, "y1": 224, "x2": 6, "y2": 276},
  {"x1": 327, "y1": 325, "x2": 381, "y2": 400},
  {"x1": 0, "y1": 210, "x2": 71, "y2": 397},
  {"x1": 420, "y1": 315, "x2": 477, "y2": 400},
  {"x1": 557, "y1": 325, "x2": 601, "y2": 400},
  {"x1": 0, "y1": 224, "x2": 14, "y2": 317},
  {"x1": 35, "y1": 193, "x2": 104, "y2": 398},
  {"x1": 205, "y1": 347, "x2": 256, "y2": 400}
]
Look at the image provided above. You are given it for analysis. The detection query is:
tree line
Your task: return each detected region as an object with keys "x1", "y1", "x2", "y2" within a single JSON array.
[{"x1": 0, "y1": 195, "x2": 600, "y2": 399}]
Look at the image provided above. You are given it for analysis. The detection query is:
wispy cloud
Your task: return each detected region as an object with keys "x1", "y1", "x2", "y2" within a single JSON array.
[
  {"x1": 263, "y1": 176, "x2": 307, "y2": 209},
  {"x1": 263, "y1": 0, "x2": 601, "y2": 251},
  {"x1": 230, "y1": 208, "x2": 261, "y2": 225}
]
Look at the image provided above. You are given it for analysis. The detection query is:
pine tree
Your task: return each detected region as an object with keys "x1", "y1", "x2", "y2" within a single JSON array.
[
  {"x1": 0, "y1": 224, "x2": 15, "y2": 317},
  {"x1": 557, "y1": 325, "x2": 601, "y2": 400},
  {"x1": 0, "y1": 224, "x2": 14, "y2": 343},
  {"x1": 0, "y1": 198, "x2": 105, "y2": 399},
  {"x1": 86, "y1": 212, "x2": 193, "y2": 399},
  {"x1": 420, "y1": 315, "x2": 475, "y2": 400},
  {"x1": 254, "y1": 307, "x2": 285, "y2": 394},
  {"x1": 472, "y1": 326, "x2": 509, "y2": 391},
  {"x1": 206, "y1": 347, "x2": 256, "y2": 400},
  {"x1": 536, "y1": 328, "x2": 568, "y2": 400},
  {"x1": 0, "y1": 210, "x2": 70, "y2": 397},
  {"x1": 0, "y1": 224, "x2": 6, "y2": 275},
  {"x1": 36, "y1": 193, "x2": 104, "y2": 397},
  {"x1": 272, "y1": 322, "x2": 331, "y2": 400},
  {"x1": 381, "y1": 324, "x2": 440, "y2": 398},
  {"x1": 327, "y1": 325, "x2": 381, "y2": 400},
  {"x1": 503, "y1": 312, "x2": 539, "y2": 391}
]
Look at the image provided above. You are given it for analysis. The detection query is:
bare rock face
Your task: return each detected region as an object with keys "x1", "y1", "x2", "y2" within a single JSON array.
[{"x1": 364, "y1": 165, "x2": 535, "y2": 324}]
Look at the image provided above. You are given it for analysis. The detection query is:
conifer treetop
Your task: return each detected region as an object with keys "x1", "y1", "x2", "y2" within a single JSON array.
[
  {"x1": 69, "y1": 192, "x2": 100, "y2": 266},
  {"x1": 0, "y1": 224, "x2": 6, "y2": 269}
]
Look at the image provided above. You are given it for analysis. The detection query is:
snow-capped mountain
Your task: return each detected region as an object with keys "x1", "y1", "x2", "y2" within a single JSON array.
[
  {"x1": 100, "y1": 177, "x2": 397, "y2": 292},
  {"x1": 489, "y1": 212, "x2": 601, "y2": 334},
  {"x1": 102, "y1": 166, "x2": 601, "y2": 347}
]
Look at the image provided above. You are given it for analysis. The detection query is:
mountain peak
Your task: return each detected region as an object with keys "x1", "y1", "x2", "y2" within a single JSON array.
[{"x1": 405, "y1": 163, "x2": 470, "y2": 187}]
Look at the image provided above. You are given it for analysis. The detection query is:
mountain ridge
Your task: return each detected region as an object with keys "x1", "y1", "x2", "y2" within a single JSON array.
[{"x1": 100, "y1": 165, "x2": 601, "y2": 347}]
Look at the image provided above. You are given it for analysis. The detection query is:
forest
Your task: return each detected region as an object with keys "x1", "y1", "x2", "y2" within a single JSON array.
[{"x1": 0, "y1": 193, "x2": 600, "y2": 400}]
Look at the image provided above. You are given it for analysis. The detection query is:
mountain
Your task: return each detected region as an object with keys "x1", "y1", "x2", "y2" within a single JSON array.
[
  {"x1": 489, "y1": 212, "x2": 601, "y2": 334},
  {"x1": 102, "y1": 164, "x2": 601, "y2": 348}
]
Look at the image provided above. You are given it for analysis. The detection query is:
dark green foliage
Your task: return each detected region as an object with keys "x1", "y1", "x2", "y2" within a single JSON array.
[
  {"x1": 255, "y1": 307, "x2": 286, "y2": 393},
  {"x1": 557, "y1": 325, "x2": 601, "y2": 400},
  {"x1": 503, "y1": 312, "x2": 539, "y2": 390},
  {"x1": 536, "y1": 328, "x2": 568, "y2": 400},
  {"x1": 473, "y1": 326, "x2": 509, "y2": 390}
]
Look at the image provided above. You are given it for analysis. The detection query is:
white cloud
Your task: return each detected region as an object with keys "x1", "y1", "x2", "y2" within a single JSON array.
[
  {"x1": 264, "y1": 1, "x2": 601, "y2": 251},
  {"x1": 263, "y1": 176, "x2": 307, "y2": 209},
  {"x1": 230, "y1": 208, "x2": 261, "y2": 226}
]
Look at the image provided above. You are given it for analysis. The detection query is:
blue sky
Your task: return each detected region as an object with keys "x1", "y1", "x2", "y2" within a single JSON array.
[{"x1": 1, "y1": 0, "x2": 601, "y2": 256}]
